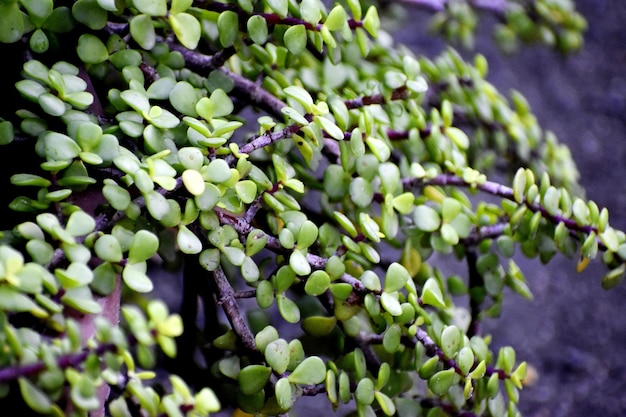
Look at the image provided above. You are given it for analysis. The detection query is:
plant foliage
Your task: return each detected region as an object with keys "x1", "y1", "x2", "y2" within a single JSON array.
[{"x1": 0, "y1": 0, "x2": 614, "y2": 416}]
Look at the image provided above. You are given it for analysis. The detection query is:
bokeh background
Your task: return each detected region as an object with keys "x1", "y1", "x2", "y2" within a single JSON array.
[{"x1": 396, "y1": 1, "x2": 626, "y2": 416}]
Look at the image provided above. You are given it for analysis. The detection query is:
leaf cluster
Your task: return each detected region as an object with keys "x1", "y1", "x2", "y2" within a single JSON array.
[{"x1": 0, "y1": 0, "x2": 612, "y2": 417}]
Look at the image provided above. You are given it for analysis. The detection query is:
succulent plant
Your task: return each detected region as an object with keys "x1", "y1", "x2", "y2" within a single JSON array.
[{"x1": 0, "y1": 0, "x2": 613, "y2": 416}]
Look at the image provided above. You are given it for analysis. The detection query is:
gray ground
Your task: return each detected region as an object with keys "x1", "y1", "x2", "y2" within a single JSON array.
[{"x1": 395, "y1": 1, "x2": 626, "y2": 416}]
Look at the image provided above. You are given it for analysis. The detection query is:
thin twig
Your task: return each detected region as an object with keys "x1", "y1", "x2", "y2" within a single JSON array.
[
  {"x1": 212, "y1": 267, "x2": 257, "y2": 353},
  {"x1": 405, "y1": 173, "x2": 599, "y2": 236}
]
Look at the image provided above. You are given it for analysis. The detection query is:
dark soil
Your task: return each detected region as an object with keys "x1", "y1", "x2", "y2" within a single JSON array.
[{"x1": 396, "y1": 1, "x2": 626, "y2": 416}]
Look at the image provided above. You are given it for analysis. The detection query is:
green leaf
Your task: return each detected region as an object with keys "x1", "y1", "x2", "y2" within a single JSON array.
[
  {"x1": 75, "y1": 122, "x2": 102, "y2": 152},
  {"x1": 446, "y1": 127, "x2": 469, "y2": 150},
  {"x1": 276, "y1": 294, "x2": 300, "y2": 323},
  {"x1": 194, "y1": 388, "x2": 220, "y2": 414},
  {"x1": 325, "y1": 5, "x2": 346, "y2": 31},
  {"x1": 392, "y1": 192, "x2": 415, "y2": 214},
  {"x1": 39, "y1": 93, "x2": 67, "y2": 117},
  {"x1": 362, "y1": 5, "x2": 380, "y2": 37},
  {"x1": 296, "y1": 220, "x2": 318, "y2": 249},
  {"x1": 602, "y1": 264, "x2": 625, "y2": 290},
  {"x1": 92, "y1": 262, "x2": 116, "y2": 295},
  {"x1": 284, "y1": 86, "x2": 314, "y2": 112},
  {"x1": 121, "y1": 89, "x2": 150, "y2": 114},
  {"x1": 238, "y1": 365, "x2": 271, "y2": 395},
  {"x1": 359, "y1": 212, "x2": 382, "y2": 242},
  {"x1": 182, "y1": 169, "x2": 206, "y2": 196},
  {"x1": 0, "y1": 120, "x2": 14, "y2": 145},
  {"x1": 421, "y1": 277, "x2": 446, "y2": 308},
  {"x1": 282, "y1": 106, "x2": 309, "y2": 125},
  {"x1": 0, "y1": 3, "x2": 24, "y2": 43},
  {"x1": 440, "y1": 223, "x2": 459, "y2": 245},
  {"x1": 211, "y1": 89, "x2": 234, "y2": 118},
  {"x1": 177, "y1": 147, "x2": 204, "y2": 171},
  {"x1": 256, "y1": 280, "x2": 274, "y2": 309},
  {"x1": 77, "y1": 34, "x2": 109, "y2": 64},
  {"x1": 241, "y1": 256, "x2": 260, "y2": 282},
  {"x1": 382, "y1": 323, "x2": 401, "y2": 353},
  {"x1": 246, "y1": 229, "x2": 268, "y2": 256},
  {"x1": 169, "y1": 12, "x2": 201, "y2": 49},
  {"x1": 274, "y1": 264, "x2": 295, "y2": 293},
  {"x1": 385, "y1": 262, "x2": 409, "y2": 292},
  {"x1": 122, "y1": 262, "x2": 153, "y2": 293},
  {"x1": 255, "y1": 325, "x2": 279, "y2": 353},
  {"x1": 440, "y1": 325, "x2": 462, "y2": 358},
  {"x1": 289, "y1": 249, "x2": 311, "y2": 276},
  {"x1": 169, "y1": 81, "x2": 199, "y2": 117},
  {"x1": 178, "y1": 225, "x2": 202, "y2": 254},
  {"x1": 29, "y1": 29, "x2": 49, "y2": 53},
  {"x1": 145, "y1": 190, "x2": 170, "y2": 220},
  {"x1": 72, "y1": 0, "x2": 108, "y2": 30},
  {"x1": 170, "y1": 0, "x2": 193, "y2": 13},
  {"x1": 455, "y1": 347, "x2": 474, "y2": 375},
  {"x1": 366, "y1": 137, "x2": 390, "y2": 162},
  {"x1": 0, "y1": 286, "x2": 45, "y2": 315},
  {"x1": 247, "y1": 15, "x2": 268, "y2": 44},
  {"x1": 361, "y1": 270, "x2": 381, "y2": 292},
  {"x1": 26, "y1": 240, "x2": 53, "y2": 265},
  {"x1": 300, "y1": 0, "x2": 321, "y2": 24},
  {"x1": 380, "y1": 292, "x2": 402, "y2": 316},
  {"x1": 130, "y1": 14, "x2": 156, "y2": 50},
  {"x1": 304, "y1": 270, "x2": 330, "y2": 296},
  {"x1": 315, "y1": 115, "x2": 344, "y2": 140},
  {"x1": 441, "y1": 197, "x2": 462, "y2": 223},
  {"x1": 148, "y1": 106, "x2": 179, "y2": 129},
  {"x1": 218, "y1": 11, "x2": 239, "y2": 47},
  {"x1": 102, "y1": 184, "x2": 130, "y2": 211},
  {"x1": 301, "y1": 315, "x2": 336, "y2": 337},
  {"x1": 266, "y1": 0, "x2": 288, "y2": 17},
  {"x1": 375, "y1": 391, "x2": 396, "y2": 416},
  {"x1": 414, "y1": 205, "x2": 441, "y2": 232},
  {"x1": 66, "y1": 210, "x2": 95, "y2": 236},
  {"x1": 19, "y1": 377, "x2": 53, "y2": 414},
  {"x1": 199, "y1": 248, "x2": 221, "y2": 272},
  {"x1": 284, "y1": 25, "x2": 307, "y2": 55},
  {"x1": 203, "y1": 159, "x2": 232, "y2": 184},
  {"x1": 94, "y1": 234, "x2": 123, "y2": 263},
  {"x1": 469, "y1": 359, "x2": 486, "y2": 379},
  {"x1": 11, "y1": 173, "x2": 51, "y2": 187},
  {"x1": 428, "y1": 368, "x2": 456, "y2": 396},
  {"x1": 235, "y1": 180, "x2": 258, "y2": 204},
  {"x1": 275, "y1": 377, "x2": 293, "y2": 411},
  {"x1": 349, "y1": 177, "x2": 374, "y2": 208},
  {"x1": 222, "y1": 246, "x2": 245, "y2": 266},
  {"x1": 496, "y1": 235, "x2": 516, "y2": 258},
  {"x1": 288, "y1": 356, "x2": 325, "y2": 385},
  {"x1": 265, "y1": 338, "x2": 290, "y2": 374},
  {"x1": 355, "y1": 378, "x2": 374, "y2": 405},
  {"x1": 128, "y1": 230, "x2": 159, "y2": 263},
  {"x1": 62, "y1": 287, "x2": 102, "y2": 314},
  {"x1": 133, "y1": 0, "x2": 167, "y2": 16}
]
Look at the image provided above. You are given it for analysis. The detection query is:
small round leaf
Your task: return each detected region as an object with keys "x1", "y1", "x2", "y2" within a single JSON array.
[{"x1": 288, "y1": 356, "x2": 326, "y2": 385}]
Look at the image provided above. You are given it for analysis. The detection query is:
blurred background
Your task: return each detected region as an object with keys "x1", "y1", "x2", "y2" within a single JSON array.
[{"x1": 396, "y1": 1, "x2": 626, "y2": 416}]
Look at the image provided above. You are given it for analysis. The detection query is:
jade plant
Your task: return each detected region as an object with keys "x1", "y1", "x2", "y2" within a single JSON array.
[{"x1": 0, "y1": 0, "x2": 613, "y2": 416}]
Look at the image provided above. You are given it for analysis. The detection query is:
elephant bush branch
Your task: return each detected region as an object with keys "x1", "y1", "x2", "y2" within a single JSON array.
[{"x1": 0, "y1": 0, "x2": 616, "y2": 416}]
